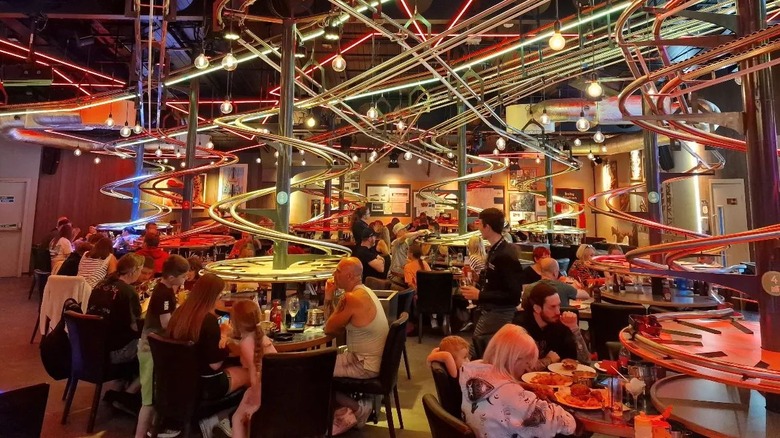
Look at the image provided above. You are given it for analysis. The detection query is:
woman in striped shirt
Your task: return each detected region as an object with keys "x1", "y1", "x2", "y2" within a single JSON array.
[
  {"x1": 78, "y1": 236, "x2": 118, "y2": 288},
  {"x1": 466, "y1": 234, "x2": 487, "y2": 279}
]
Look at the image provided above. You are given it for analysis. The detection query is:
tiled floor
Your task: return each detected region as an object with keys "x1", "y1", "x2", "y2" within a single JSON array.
[{"x1": 0, "y1": 276, "x2": 443, "y2": 438}]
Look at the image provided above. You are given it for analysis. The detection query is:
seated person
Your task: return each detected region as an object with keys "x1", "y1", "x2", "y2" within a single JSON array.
[
  {"x1": 135, "y1": 233, "x2": 170, "y2": 274},
  {"x1": 184, "y1": 256, "x2": 203, "y2": 290},
  {"x1": 323, "y1": 257, "x2": 389, "y2": 429},
  {"x1": 58, "y1": 241, "x2": 93, "y2": 277},
  {"x1": 86, "y1": 254, "x2": 144, "y2": 364},
  {"x1": 460, "y1": 324, "x2": 576, "y2": 437},
  {"x1": 519, "y1": 246, "x2": 550, "y2": 286},
  {"x1": 143, "y1": 222, "x2": 158, "y2": 236},
  {"x1": 387, "y1": 224, "x2": 428, "y2": 288},
  {"x1": 403, "y1": 243, "x2": 430, "y2": 290},
  {"x1": 514, "y1": 282, "x2": 591, "y2": 371},
  {"x1": 524, "y1": 258, "x2": 590, "y2": 307},
  {"x1": 427, "y1": 335, "x2": 470, "y2": 378},
  {"x1": 77, "y1": 236, "x2": 118, "y2": 288},
  {"x1": 568, "y1": 244, "x2": 602, "y2": 286},
  {"x1": 113, "y1": 226, "x2": 137, "y2": 255},
  {"x1": 133, "y1": 256, "x2": 158, "y2": 304},
  {"x1": 352, "y1": 228, "x2": 385, "y2": 282}
]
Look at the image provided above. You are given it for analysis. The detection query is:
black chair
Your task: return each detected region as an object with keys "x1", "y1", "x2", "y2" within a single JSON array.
[
  {"x1": 416, "y1": 271, "x2": 454, "y2": 343},
  {"x1": 589, "y1": 302, "x2": 644, "y2": 360},
  {"x1": 429, "y1": 361, "x2": 462, "y2": 419},
  {"x1": 147, "y1": 333, "x2": 244, "y2": 438},
  {"x1": 0, "y1": 383, "x2": 49, "y2": 438},
  {"x1": 333, "y1": 313, "x2": 409, "y2": 438},
  {"x1": 251, "y1": 348, "x2": 338, "y2": 437},
  {"x1": 29, "y1": 270, "x2": 52, "y2": 343},
  {"x1": 61, "y1": 311, "x2": 136, "y2": 433},
  {"x1": 28, "y1": 244, "x2": 51, "y2": 300},
  {"x1": 422, "y1": 394, "x2": 474, "y2": 438},
  {"x1": 396, "y1": 288, "x2": 414, "y2": 380}
]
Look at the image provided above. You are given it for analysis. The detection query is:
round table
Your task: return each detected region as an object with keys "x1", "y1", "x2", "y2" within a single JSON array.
[
  {"x1": 601, "y1": 289, "x2": 719, "y2": 309},
  {"x1": 651, "y1": 374, "x2": 780, "y2": 437},
  {"x1": 573, "y1": 409, "x2": 634, "y2": 437},
  {"x1": 272, "y1": 330, "x2": 334, "y2": 353}
]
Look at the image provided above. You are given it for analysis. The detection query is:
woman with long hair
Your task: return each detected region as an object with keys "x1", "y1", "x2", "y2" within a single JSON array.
[
  {"x1": 350, "y1": 206, "x2": 370, "y2": 243},
  {"x1": 403, "y1": 242, "x2": 430, "y2": 290},
  {"x1": 50, "y1": 223, "x2": 74, "y2": 274},
  {"x1": 460, "y1": 324, "x2": 576, "y2": 437},
  {"x1": 77, "y1": 236, "x2": 118, "y2": 288},
  {"x1": 372, "y1": 220, "x2": 391, "y2": 256},
  {"x1": 466, "y1": 235, "x2": 487, "y2": 278},
  {"x1": 568, "y1": 244, "x2": 601, "y2": 285},
  {"x1": 520, "y1": 246, "x2": 551, "y2": 285}
]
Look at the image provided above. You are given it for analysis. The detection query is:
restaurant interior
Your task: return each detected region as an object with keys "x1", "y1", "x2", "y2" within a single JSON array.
[{"x1": 1, "y1": 0, "x2": 780, "y2": 437}]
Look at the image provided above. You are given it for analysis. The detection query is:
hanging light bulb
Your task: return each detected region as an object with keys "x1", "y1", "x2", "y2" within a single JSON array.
[
  {"x1": 163, "y1": 158, "x2": 169, "y2": 164},
  {"x1": 416, "y1": 158, "x2": 423, "y2": 165},
  {"x1": 220, "y1": 99, "x2": 233, "y2": 114},
  {"x1": 210, "y1": 161, "x2": 216, "y2": 165},
  {"x1": 155, "y1": 147, "x2": 162, "y2": 157},
  {"x1": 446, "y1": 151, "x2": 454, "y2": 159},
  {"x1": 587, "y1": 77, "x2": 603, "y2": 98},
  {"x1": 224, "y1": 29, "x2": 240, "y2": 41},
  {"x1": 73, "y1": 147, "x2": 82, "y2": 157},
  {"x1": 503, "y1": 157, "x2": 510, "y2": 166},
  {"x1": 368, "y1": 155, "x2": 375, "y2": 163},
  {"x1": 366, "y1": 106, "x2": 379, "y2": 120},
  {"x1": 575, "y1": 111, "x2": 591, "y2": 132},
  {"x1": 305, "y1": 114, "x2": 317, "y2": 128},
  {"x1": 274, "y1": 151, "x2": 279, "y2": 158},
  {"x1": 206, "y1": 140, "x2": 214, "y2": 149},
  {"x1": 493, "y1": 148, "x2": 499, "y2": 155},
  {"x1": 274, "y1": 161, "x2": 278, "y2": 166},
  {"x1": 105, "y1": 112, "x2": 114, "y2": 127},
  {"x1": 180, "y1": 161, "x2": 186, "y2": 168},
  {"x1": 222, "y1": 53, "x2": 238, "y2": 71},
  {"x1": 332, "y1": 54, "x2": 346, "y2": 72},
  {"x1": 352, "y1": 154, "x2": 359, "y2": 162},
  {"x1": 601, "y1": 145, "x2": 608, "y2": 153},
  {"x1": 535, "y1": 155, "x2": 542, "y2": 164},
  {"x1": 133, "y1": 122, "x2": 143, "y2": 134},
  {"x1": 256, "y1": 157, "x2": 262, "y2": 164},
  {"x1": 94, "y1": 156, "x2": 101, "y2": 164},
  {"x1": 370, "y1": 150, "x2": 378, "y2": 159},
  {"x1": 548, "y1": 21, "x2": 566, "y2": 51},
  {"x1": 120, "y1": 121, "x2": 132, "y2": 138},
  {"x1": 539, "y1": 109, "x2": 551, "y2": 125},
  {"x1": 403, "y1": 151, "x2": 413, "y2": 161},
  {"x1": 299, "y1": 149, "x2": 305, "y2": 156},
  {"x1": 301, "y1": 159, "x2": 307, "y2": 166},
  {"x1": 496, "y1": 137, "x2": 506, "y2": 151},
  {"x1": 175, "y1": 149, "x2": 182, "y2": 159},
  {"x1": 573, "y1": 138, "x2": 582, "y2": 147},
  {"x1": 194, "y1": 53, "x2": 210, "y2": 69},
  {"x1": 587, "y1": 150, "x2": 594, "y2": 160},
  {"x1": 396, "y1": 120, "x2": 406, "y2": 131},
  {"x1": 593, "y1": 129, "x2": 605, "y2": 143}
]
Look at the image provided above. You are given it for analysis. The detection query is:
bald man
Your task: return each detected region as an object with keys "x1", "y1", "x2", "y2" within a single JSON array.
[{"x1": 523, "y1": 258, "x2": 590, "y2": 307}]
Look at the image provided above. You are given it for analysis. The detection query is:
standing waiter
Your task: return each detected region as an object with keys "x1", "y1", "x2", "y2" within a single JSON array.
[{"x1": 461, "y1": 208, "x2": 524, "y2": 341}]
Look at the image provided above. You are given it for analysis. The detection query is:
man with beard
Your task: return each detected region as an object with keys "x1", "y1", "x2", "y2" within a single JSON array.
[{"x1": 513, "y1": 282, "x2": 591, "y2": 371}]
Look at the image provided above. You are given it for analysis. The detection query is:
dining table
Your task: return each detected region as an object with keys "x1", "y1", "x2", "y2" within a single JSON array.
[{"x1": 272, "y1": 327, "x2": 334, "y2": 353}]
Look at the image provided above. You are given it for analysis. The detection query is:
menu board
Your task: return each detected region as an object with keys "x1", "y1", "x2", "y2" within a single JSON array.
[{"x1": 366, "y1": 184, "x2": 411, "y2": 216}]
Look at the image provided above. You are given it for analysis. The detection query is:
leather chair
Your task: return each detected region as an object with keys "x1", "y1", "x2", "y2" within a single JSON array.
[
  {"x1": 333, "y1": 313, "x2": 409, "y2": 438},
  {"x1": 251, "y1": 348, "x2": 338, "y2": 437},
  {"x1": 147, "y1": 332, "x2": 244, "y2": 438},
  {"x1": 416, "y1": 271, "x2": 454, "y2": 343},
  {"x1": 61, "y1": 311, "x2": 136, "y2": 433},
  {"x1": 422, "y1": 394, "x2": 474, "y2": 438},
  {"x1": 396, "y1": 288, "x2": 414, "y2": 380},
  {"x1": 365, "y1": 276, "x2": 393, "y2": 291},
  {"x1": 28, "y1": 244, "x2": 51, "y2": 300},
  {"x1": 589, "y1": 302, "x2": 644, "y2": 360},
  {"x1": 29, "y1": 269, "x2": 51, "y2": 343},
  {"x1": 0, "y1": 383, "x2": 49, "y2": 438},
  {"x1": 429, "y1": 361, "x2": 462, "y2": 419}
]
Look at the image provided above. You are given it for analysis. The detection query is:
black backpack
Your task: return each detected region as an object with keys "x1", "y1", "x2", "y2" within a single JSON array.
[{"x1": 39, "y1": 298, "x2": 82, "y2": 380}]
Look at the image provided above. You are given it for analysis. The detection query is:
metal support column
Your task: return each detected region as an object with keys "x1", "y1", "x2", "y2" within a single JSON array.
[
  {"x1": 131, "y1": 144, "x2": 144, "y2": 222},
  {"x1": 323, "y1": 117, "x2": 334, "y2": 240},
  {"x1": 273, "y1": 18, "x2": 295, "y2": 269},
  {"x1": 181, "y1": 77, "x2": 199, "y2": 232},
  {"x1": 457, "y1": 103, "x2": 468, "y2": 234},
  {"x1": 643, "y1": 100, "x2": 664, "y2": 294},
  {"x1": 545, "y1": 156, "x2": 554, "y2": 244},
  {"x1": 739, "y1": 0, "x2": 780, "y2": 357}
]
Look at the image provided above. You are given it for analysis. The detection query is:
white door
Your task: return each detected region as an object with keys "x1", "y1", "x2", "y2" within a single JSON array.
[
  {"x1": 0, "y1": 180, "x2": 27, "y2": 277},
  {"x1": 710, "y1": 179, "x2": 750, "y2": 266}
]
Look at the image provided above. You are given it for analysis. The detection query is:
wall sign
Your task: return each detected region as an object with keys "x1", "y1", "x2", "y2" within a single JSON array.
[
  {"x1": 0, "y1": 195, "x2": 15, "y2": 203},
  {"x1": 366, "y1": 184, "x2": 411, "y2": 216}
]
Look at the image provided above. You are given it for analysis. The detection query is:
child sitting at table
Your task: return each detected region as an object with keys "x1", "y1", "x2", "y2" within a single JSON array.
[
  {"x1": 229, "y1": 300, "x2": 277, "y2": 438},
  {"x1": 426, "y1": 335, "x2": 470, "y2": 378}
]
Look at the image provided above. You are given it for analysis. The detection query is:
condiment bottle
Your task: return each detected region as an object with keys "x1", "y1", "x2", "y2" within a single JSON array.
[
  {"x1": 269, "y1": 299, "x2": 282, "y2": 332},
  {"x1": 634, "y1": 411, "x2": 653, "y2": 438}
]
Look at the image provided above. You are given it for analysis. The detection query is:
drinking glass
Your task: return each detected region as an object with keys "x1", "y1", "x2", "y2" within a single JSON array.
[
  {"x1": 625, "y1": 377, "x2": 646, "y2": 412},
  {"x1": 287, "y1": 296, "x2": 300, "y2": 328},
  {"x1": 460, "y1": 274, "x2": 476, "y2": 309}
]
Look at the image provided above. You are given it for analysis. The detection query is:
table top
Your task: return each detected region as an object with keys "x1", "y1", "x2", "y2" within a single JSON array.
[
  {"x1": 272, "y1": 329, "x2": 333, "y2": 353},
  {"x1": 601, "y1": 289, "x2": 719, "y2": 309},
  {"x1": 572, "y1": 408, "x2": 635, "y2": 438},
  {"x1": 651, "y1": 374, "x2": 780, "y2": 438}
]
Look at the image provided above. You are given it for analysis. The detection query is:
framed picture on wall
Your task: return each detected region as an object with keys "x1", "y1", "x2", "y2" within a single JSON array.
[
  {"x1": 509, "y1": 168, "x2": 538, "y2": 190},
  {"x1": 218, "y1": 164, "x2": 249, "y2": 202},
  {"x1": 365, "y1": 184, "x2": 411, "y2": 216}
]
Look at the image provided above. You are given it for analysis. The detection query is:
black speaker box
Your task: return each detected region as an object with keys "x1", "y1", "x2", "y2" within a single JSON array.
[
  {"x1": 40, "y1": 147, "x2": 61, "y2": 175},
  {"x1": 659, "y1": 145, "x2": 675, "y2": 171}
]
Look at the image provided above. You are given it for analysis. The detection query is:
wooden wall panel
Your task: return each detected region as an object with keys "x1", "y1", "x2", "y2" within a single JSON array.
[{"x1": 33, "y1": 152, "x2": 133, "y2": 243}]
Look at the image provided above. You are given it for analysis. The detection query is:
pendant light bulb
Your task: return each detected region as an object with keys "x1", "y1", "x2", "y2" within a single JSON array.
[
  {"x1": 206, "y1": 140, "x2": 214, "y2": 149},
  {"x1": 163, "y1": 158, "x2": 169, "y2": 164},
  {"x1": 403, "y1": 151, "x2": 413, "y2": 161},
  {"x1": 256, "y1": 157, "x2": 262, "y2": 164},
  {"x1": 274, "y1": 151, "x2": 279, "y2": 158},
  {"x1": 416, "y1": 158, "x2": 423, "y2": 165},
  {"x1": 535, "y1": 155, "x2": 542, "y2": 164},
  {"x1": 587, "y1": 151, "x2": 594, "y2": 160},
  {"x1": 120, "y1": 122, "x2": 132, "y2": 138},
  {"x1": 548, "y1": 21, "x2": 566, "y2": 51},
  {"x1": 305, "y1": 115, "x2": 317, "y2": 128},
  {"x1": 194, "y1": 53, "x2": 210, "y2": 70},
  {"x1": 493, "y1": 148, "x2": 499, "y2": 156},
  {"x1": 576, "y1": 111, "x2": 591, "y2": 132},
  {"x1": 133, "y1": 122, "x2": 143, "y2": 134},
  {"x1": 300, "y1": 149, "x2": 305, "y2": 156},
  {"x1": 180, "y1": 161, "x2": 186, "y2": 168},
  {"x1": 73, "y1": 148, "x2": 82, "y2": 157},
  {"x1": 94, "y1": 156, "x2": 101, "y2": 164},
  {"x1": 175, "y1": 150, "x2": 182, "y2": 159},
  {"x1": 332, "y1": 54, "x2": 346, "y2": 72},
  {"x1": 368, "y1": 155, "x2": 375, "y2": 163},
  {"x1": 504, "y1": 157, "x2": 510, "y2": 166},
  {"x1": 396, "y1": 120, "x2": 406, "y2": 131},
  {"x1": 366, "y1": 106, "x2": 379, "y2": 120},
  {"x1": 301, "y1": 159, "x2": 306, "y2": 166},
  {"x1": 447, "y1": 151, "x2": 454, "y2": 159},
  {"x1": 155, "y1": 147, "x2": 162, "y2": 157},
  {"x1": 352, "y1": 154, "x2": 359, "y2": 162},
  {"x1": 573, "y1": 138, "x2": 582, "y2": 147},
  {"x1": 587, "y1": 79, "x2": 603, "y2": 98},
  {"x1": 222, "y1": 53, "x2": 238, "y2": 71},
  {"x1": 593, "y1": 129, "x2": 605, "y2": 143},
  {"x1": 106, "y1": 113, "x2": 114, "y2": 127},
  {"x1": 496, "y1": 137, "x2": 506, "y2": 151},
  {"x1": 539, "y1": 109, "x2": 551, "y2": 125},
  {"x1": 220, "y1": 99, "x2": 233, "y2": 114},
  {"x1": 601, "y1": 145, "x2": 608, "y2": 153}
]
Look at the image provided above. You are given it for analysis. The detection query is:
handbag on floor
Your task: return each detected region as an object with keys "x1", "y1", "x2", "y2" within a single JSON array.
[{"x1": 39, "y1": 298, "x2": 82, "y2": 380}]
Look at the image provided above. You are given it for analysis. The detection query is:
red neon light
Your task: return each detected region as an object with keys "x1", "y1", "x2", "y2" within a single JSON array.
[
  {"x1": 433, "y1": 0, "x2": 474, "y2": 48},
  {"x1": 399, "y1": 0, "x2": 426, "y2": 41},
  {"x1": 0, "y1": 38, "x2": 125, "y2": 85},
  {"x1": 52, "y1": 68, "x2": 91, "y2": 96}
]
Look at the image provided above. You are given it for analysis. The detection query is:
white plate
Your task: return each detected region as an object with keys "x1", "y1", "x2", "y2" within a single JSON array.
[
  {"x1": 521, "y1": 372, "x2": 572, "y2": 389},
  {"x1": 554, "y1": 387, "x2": 608, "y2": 410},
  {"x1": 548, "y1": 362, "x2": 597, "y2": 377},
  {"x1": 593, "y1": 361, "x2": 608, "y2": 373}
]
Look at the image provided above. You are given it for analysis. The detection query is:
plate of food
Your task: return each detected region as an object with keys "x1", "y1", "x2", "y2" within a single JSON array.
[
  {"x1": 554, "y1": 384, "x2": 607, "y2": 410},
  {"x1": 521, "y1": 372, "x2": 573, "y2": 388},
  {"x1": 548, "y1": 359, "x2": 597, "y2": 377}
]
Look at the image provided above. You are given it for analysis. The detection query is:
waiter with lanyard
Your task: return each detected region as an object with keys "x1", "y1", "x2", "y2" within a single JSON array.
[{"x1": 461, "y1": 208, "x2": 524, "y2": 340}]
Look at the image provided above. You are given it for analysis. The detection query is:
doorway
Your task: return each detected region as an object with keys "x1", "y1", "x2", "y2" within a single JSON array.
[
  {"x1": 709, "y1": 179, "x2": 750, "y2": 266},
  {"x1": 0, "y1": 179, "x2": 31, "y2": 277}
]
